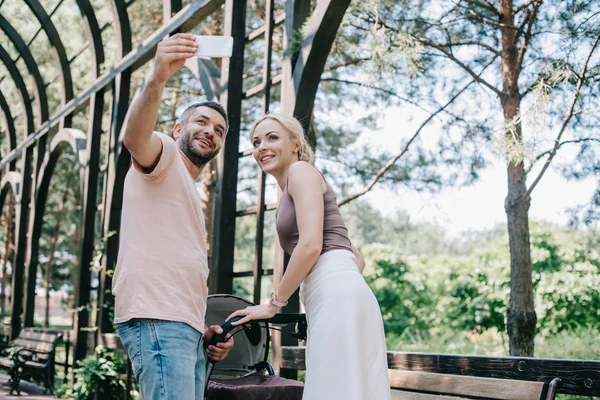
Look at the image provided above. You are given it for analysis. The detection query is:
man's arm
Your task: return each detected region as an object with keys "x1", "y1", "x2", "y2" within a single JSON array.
[{"x1": 122, "y1": 33, "x2": 198, "y2": 169}]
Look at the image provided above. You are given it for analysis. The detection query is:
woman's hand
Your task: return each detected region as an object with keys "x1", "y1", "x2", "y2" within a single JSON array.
[{"x1": 226, "y1": 303, "x2": 280, "y2": 326}]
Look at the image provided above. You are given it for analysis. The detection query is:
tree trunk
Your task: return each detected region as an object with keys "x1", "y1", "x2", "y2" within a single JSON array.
[{"x1": 500, "y1": 0, "x2": 537, "y2": 357}]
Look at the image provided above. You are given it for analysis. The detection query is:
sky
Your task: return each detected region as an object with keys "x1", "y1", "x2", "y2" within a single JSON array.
[{"x1": 353, "y1": 105, "x2": 596, "y2": 236}]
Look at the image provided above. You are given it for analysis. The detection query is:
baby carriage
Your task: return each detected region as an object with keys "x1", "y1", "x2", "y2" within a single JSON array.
[{"x1": 204, "y1": 294, "x2": 307, "y2": 400}]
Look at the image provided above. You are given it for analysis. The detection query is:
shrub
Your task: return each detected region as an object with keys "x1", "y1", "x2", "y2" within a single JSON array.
[{"x1": 57, "y1": 347, "x2": 131, "y2": 400}]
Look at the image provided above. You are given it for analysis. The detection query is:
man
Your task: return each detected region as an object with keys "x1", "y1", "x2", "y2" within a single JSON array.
[{"x1": 112, "y1": 33, "x2": 233, "y2": 400}]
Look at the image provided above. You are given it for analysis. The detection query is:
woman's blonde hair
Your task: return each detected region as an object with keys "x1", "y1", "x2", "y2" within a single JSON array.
[{"x1": 249, "y1": 113, "x2": 315, "y2": 164}]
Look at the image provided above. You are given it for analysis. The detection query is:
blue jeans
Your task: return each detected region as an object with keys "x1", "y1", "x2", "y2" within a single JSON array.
[{"x1": 117, "y1": 319, "x2": 207, "y2": 400}]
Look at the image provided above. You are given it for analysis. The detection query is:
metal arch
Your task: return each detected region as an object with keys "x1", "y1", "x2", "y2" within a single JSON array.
[
  {"x1": 96, "y1": 0, "x2": 133, "y2": 336},
  {"x1": 210, "y1": 0, "x2": 247, "y2": 295},
  {"x1": 37, "y1": 129, "x2": 87, "y2": 210},
  {"x1": 0, "y1": 44, "x2": 35, "y2": 136},
  {"x1": 20, "y1": 0, "x2": 97, "y2": 329},
  {"x1": 109, "y1": 0, "x2": 132, "y2": 56},
  {"x1": 185, "y1": 58, "x2": 222, "y2": 101},
  {"x1": 164, "y1": 0, "x2": 183, "y2": 23},
  {"x1": 24, "y1": 0, "x2": 75, "y2": 121},
  {"x1": 107, "y1": 0, "x2": 132, "y2": 153},
  {"x1": 73, "y1": 89, "x2": 105, "y2": 360},
  {"x1": 0, "y1": 90, "x2": 17, "y2": 170},
  {"x1": 0, "y1": 171, "x2": 22, "y2": 210},
  {"x1": 0, "y1": 15, "x2": 49, "y2": 125},
  {"x1": 10, "y1": 146, "x2": 33, "y2": 339},
  {"x1": 0, "y1": 0, "x2": 224, "y2": 171},
  {"x1": 289, "y1": 0, "x2": 351, "y2": 125},
  {"x1": 67, "y1": 1, "x2": 104, "y2": 351},
  {"x1": 22, "y1": 129, "x2": 87, "y2": 327},
  {"x1": 96, "y1": 140, "x2": 130, "y2": 335},
  {"x1": 1, "y1": 37, "x2": 41, "y2": 335},
  {"x1": 71, "y1": 0, "x2": 108, "y2": 354},
  {"x1": 74, "y1": 0, "x2": 105, "y2": 77}
]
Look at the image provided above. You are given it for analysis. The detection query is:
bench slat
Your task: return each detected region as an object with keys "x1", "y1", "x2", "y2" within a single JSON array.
[
  {"x1": 0, "y1": 357, "x2": 13, "y2": 368},
  {"x1": 13, "y1": 339, "x2": 54, "y2": 353},
  {"x1": 18, "y1": 331, "x2": 60, "y2": 343},
  {"x1": 389, "y1": 370, "x2": 546, "y2": 400},
  {"x1": 280, "y1": 347, "x2": 600, "y2": 397},
  {"x1": 392, "y1": 389, "x2": 464, "y2": 400}
]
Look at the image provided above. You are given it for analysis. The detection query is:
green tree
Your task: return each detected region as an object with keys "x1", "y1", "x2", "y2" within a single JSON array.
[{"x1": 320, "y1": 0, "x2": 600, "y2": 356}]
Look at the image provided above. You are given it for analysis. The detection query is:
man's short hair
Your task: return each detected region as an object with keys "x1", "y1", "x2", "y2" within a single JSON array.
[{"x1": 178, "y1": 101, "x2": 229, "y2": 134}]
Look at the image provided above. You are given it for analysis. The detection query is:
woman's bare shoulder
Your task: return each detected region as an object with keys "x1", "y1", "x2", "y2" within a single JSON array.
[{"x1": 287, "y1": 162, "x2": 322, "y2": 196}]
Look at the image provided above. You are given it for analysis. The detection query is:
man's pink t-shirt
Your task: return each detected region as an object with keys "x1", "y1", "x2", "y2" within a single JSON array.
[{"x1": 112, "y1": 132, "x2": 209, "y2": 333}]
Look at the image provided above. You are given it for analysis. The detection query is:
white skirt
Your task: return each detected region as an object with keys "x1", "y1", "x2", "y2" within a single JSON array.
[{"x1": 299, "y1": 250, "x2": 391, "y2": 400}]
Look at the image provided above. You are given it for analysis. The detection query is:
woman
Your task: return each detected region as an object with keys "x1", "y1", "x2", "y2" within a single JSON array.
[{"x1": 227, "y1": 114, "x2": 391, "y2": 400}]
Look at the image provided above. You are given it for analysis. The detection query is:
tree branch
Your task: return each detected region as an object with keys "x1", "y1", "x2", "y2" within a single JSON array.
[
  {"x1": 338, "y1": 80, "x2": 476, "y2": 207},
  {"x1": 516, "y1": 0, "x2": 543, "y2": 74},
  {"x1": 524, "y1": 33, "x2": 600, "y2": 199},
  {"x1": 454, "y1": 3, "x2": 521, "y2": 31},
  {"x1": 461, "y1": 0, "x2": 500, "y2": 15},
  {"x1": 323, "y1": 57, "x2": 370, "y2": 73},
  {"x1": 436, "y1": 40, "x2": 501, "y2": 56},
  {"x1": 525, "y1": 138, "x2": 600, "y2": 174},
  {"x1": 515, "y1": 0, "x2": 540, "y2": 15},
  {"x1": 319, "y1": 78, "x2": 432, "y2": 113},
  {"x1": 415, "y1": 37, "x2": 503, "y2": 97}
]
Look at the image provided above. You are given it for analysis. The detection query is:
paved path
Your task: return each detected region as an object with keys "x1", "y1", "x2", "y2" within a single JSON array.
[{"x1": 0, "y1": 374, "x2": 55, "y2": 399}]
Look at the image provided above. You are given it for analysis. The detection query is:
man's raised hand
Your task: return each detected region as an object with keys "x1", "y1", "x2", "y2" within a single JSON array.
[{"x1": 150, "y1": 33, "x2": 198, "y2": 85}]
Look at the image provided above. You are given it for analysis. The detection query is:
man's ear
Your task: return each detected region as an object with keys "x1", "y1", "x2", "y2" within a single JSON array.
[{"x1": 173, "y1": 122, "x2": 183, "y2": 139}]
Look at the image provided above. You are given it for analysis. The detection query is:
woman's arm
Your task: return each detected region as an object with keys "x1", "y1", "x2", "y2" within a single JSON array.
[
  {"x1": 275, "y1": 162, "x2": 325, "y2": 303},
  {"x1": 227, "y1": 162, "x2": 324, "y2": 325}
]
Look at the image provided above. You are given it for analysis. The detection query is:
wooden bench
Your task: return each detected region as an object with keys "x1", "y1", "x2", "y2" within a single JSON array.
[
  {"x1": 0, "y1": 328, "x2": 63, "y2": 395},
  {"x1": 280, "y1": 347, "x2": 600, "y2": 399}
]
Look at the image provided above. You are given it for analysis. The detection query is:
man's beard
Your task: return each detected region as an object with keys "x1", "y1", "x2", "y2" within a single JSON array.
[{"x1": 179, "y1": 130, "x2": 219, "y2": 168}]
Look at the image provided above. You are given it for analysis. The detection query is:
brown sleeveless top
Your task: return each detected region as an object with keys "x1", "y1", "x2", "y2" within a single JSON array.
[{"x1": 276, "y1": 173, "x2": 352, "y2": 256}]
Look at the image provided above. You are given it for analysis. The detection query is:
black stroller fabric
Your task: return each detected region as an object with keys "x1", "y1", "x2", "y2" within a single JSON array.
[
  {"x1": 207, "y1": 372, "x2": 304, "y2": 400},
  {"x1": 204, "y1": 294, "x2": 304, "y2": 400}
]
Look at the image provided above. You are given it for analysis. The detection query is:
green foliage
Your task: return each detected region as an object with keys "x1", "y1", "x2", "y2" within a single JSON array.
[
  {"x1": 363, "y1": 222, "x2": 600, "y2": 348},
  {"x1": 56, "y1": 347, "x2": 134, "y2": 400},
  {"x1": 363, "y1": 246, "x2": 435, "y2": 337}
]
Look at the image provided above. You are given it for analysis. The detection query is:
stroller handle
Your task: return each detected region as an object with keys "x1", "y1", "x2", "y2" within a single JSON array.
[
  {"x1": 205, "y1": 314, "x2": 308, "y2": 349},
  {"x1": 205, "y1": 316, "x2": 244, "y2": 348}
]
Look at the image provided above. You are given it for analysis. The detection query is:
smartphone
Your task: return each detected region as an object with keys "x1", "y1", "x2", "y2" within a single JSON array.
[{"x1": 194, "y1": 35, "x2": 234, "y2": 58}]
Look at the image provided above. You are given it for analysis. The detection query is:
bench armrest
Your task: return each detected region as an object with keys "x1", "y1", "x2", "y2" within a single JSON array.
[{"x1": 13, "y1": 348, "x2": 54, "y2": 368}]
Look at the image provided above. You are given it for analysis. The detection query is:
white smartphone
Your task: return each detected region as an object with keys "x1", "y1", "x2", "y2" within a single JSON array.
[{"x1": 194, "y1": 35, "x2": 234, "y2": 58}]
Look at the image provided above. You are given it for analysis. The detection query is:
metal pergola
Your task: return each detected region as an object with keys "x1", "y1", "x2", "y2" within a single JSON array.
[{"x1": 0, "y1": 0, "x2": 350, "y2": 372}]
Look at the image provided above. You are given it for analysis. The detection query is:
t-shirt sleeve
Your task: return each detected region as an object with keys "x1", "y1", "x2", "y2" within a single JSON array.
[{"x1": 131, "y1": 132, "x2": 177, "y2": 180}]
